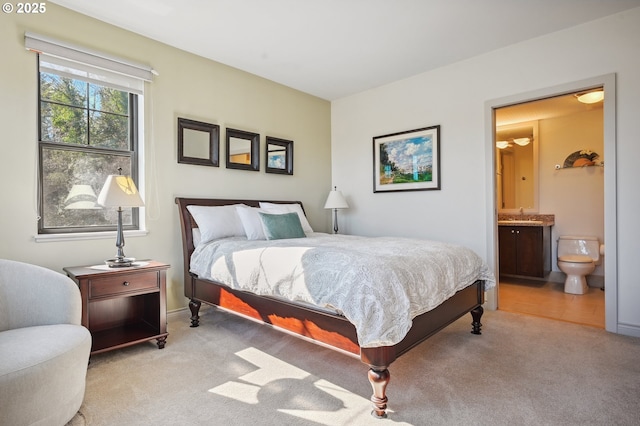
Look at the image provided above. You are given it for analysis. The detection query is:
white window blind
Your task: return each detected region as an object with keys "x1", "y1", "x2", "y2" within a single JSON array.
[{"x1": 25, "y1": 32, "x2": 155, "y2": 94}]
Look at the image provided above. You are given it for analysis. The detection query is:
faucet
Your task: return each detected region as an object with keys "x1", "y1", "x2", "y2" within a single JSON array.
[{"x1": 519, "y1": 207, "x2": 524, "y2": 217}]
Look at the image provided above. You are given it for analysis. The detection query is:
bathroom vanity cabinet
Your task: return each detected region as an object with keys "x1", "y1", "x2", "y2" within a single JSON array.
[{"x1": 498, "y1": 225, "x2": 551, "y2": 278}]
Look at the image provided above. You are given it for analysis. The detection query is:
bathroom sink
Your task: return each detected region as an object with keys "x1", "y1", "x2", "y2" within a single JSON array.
[{"x1": 498, "y1": 219, "x2": 544, "y2": 226}]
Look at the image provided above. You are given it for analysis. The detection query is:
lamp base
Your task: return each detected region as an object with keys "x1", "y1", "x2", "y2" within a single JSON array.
[{"x1": 105, "y1": 257, "x2": 136, "y2": 268}]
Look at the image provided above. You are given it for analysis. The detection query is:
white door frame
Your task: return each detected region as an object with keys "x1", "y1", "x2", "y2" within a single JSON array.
[{"x1": 484, "y1": 74, "x2": 618, "y2": 333}]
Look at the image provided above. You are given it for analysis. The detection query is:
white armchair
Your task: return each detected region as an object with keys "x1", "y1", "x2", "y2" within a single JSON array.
[{"x1": 0, "y1": 259, "x2": 92, "y2": 426}]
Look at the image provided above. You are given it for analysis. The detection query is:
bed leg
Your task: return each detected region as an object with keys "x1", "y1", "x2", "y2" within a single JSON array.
[
  {"x1": 189, "y1": 299, "x2": 201, "y2": 328},
  {"x1": 470, "y1": 305, "x2": 484, "y2": 335},
  {"x1": 368, "y1": 367, "x2": 390, "y2": 418}
]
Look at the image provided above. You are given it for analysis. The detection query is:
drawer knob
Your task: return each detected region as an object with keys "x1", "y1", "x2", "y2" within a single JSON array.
[{"x1": 123, "y1": 281, "x2": 130, "y2": 286}]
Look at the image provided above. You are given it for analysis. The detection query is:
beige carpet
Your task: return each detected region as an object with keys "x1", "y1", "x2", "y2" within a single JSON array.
[{"x1": 69, "y1": 306, "x2": 640, "y2": 425}]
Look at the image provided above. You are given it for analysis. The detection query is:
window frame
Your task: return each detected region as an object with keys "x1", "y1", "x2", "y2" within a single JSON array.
[{"x1": 35, "y1": 58, "x2": 143, "y2": 236}]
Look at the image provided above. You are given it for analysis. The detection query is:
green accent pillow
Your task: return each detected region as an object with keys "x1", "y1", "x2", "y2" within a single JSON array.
[{"x1": 259, "y1": 212, "x2": 306, "y2": 240}]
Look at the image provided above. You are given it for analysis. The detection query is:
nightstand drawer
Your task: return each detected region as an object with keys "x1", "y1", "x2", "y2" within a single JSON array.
[{"x1": 90, "y1": 271, "x2": 159, "y2": 298}]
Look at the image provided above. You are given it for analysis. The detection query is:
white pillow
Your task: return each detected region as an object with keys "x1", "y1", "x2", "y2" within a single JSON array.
[
  {"x1": 236, "y1": 206, "x2": 267, "y2": 240},
  {"x1": 258, "y1": 202, "x2": 313, "y2": 234},
  {"x1": 186, "y1": 204, "x2": 246, "y2": 244},
  {"x1": 192, "y1": 228, "x2": 202, "y2": 247}
]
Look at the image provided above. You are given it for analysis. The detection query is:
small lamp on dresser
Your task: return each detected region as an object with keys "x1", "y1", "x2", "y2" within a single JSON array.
[
  {"x1": 97, "y1": 168, "x2": 144, "y2": 267},
  {"x1": 324, "y1": 186, "x2": 349, "y2": 234}
]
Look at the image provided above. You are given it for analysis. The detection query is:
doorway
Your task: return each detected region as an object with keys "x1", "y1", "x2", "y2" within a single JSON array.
[
  {"x1": 496, "y1": 92, "x2": 604, "y2": 327},
  {"x1": 484, "y1": 74, "x2": 617, "y2": 332}
]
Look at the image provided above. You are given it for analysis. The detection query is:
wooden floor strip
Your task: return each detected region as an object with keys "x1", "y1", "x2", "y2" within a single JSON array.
[{"x1": 498, "y1": 277, "x2": 605, "y2": 328}]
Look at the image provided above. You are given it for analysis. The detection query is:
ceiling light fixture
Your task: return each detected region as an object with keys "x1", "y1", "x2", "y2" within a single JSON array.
[
  {"x1": 513, "y1": 137, "x2": 530, "y2": 146},
  {"x1": 576, "y1": 90, "x2": 604, "y2": 104}
]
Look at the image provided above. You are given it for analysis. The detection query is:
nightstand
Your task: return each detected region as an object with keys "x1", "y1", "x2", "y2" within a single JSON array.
[{"x1": 64, "y1": 260, "x2": 169, "y2": 355}]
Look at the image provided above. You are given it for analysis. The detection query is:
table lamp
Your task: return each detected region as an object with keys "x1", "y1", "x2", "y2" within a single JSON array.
[
  {"x1": 97, "y1": 169, "x2": 144, "y2": 267},
  {"x1": 323, "y1": 186, "x2": 349, "y2": 233}
]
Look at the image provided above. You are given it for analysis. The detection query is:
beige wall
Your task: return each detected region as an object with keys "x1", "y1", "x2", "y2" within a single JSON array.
[
  {"x1": 331, "y1": 8, "x2": 640, "y2": 335},
  {"x1": 0, "y1": 4, "x2": 331, "y2": 311}
]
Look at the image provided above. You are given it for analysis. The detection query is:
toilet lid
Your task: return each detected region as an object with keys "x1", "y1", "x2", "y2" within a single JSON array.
[{"x1": 559, "y1": 254, "x2": 593, "y2": 263}]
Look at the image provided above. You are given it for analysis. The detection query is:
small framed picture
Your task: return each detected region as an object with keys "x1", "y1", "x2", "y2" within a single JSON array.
[{"x1": 265, "y1": 136, "x2": 293, "y2": 175}]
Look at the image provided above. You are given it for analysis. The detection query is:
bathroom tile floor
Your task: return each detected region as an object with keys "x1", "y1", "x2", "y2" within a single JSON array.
[{"x1": 498, "y1": 277, "x2": 605, "y2": 328}]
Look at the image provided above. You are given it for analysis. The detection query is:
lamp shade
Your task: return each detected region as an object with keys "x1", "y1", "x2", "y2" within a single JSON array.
[
  {"x1": 64, "y1": 184, "x2": 100, "y2": 209},
  {"x1": 324, "y1": 188, "x2": 349, "y2": 210},
  {"x1": 97, "y1": 175, "x2": 144, "y2": 208}
]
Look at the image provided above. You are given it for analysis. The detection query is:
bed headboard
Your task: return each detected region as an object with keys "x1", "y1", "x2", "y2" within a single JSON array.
[{"x1": 175, "y1": 197, "x2": 305, "y2": 295}]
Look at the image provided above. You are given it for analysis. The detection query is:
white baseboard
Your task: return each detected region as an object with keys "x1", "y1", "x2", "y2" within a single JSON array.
[
  {"x1": 547, "y1": 271, "x2": 565, "y2": 283},
  {"x1": 587, "y1": 274, "x2": 605, "y2": 289},
  {"x1": 617, "y1": 323, "x2": 640, "y2": 338}
]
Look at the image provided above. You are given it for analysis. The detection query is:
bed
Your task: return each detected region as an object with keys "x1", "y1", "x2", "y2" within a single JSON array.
[{"x1": 176, "y1": 197, "x2": 495, "y2": 417}]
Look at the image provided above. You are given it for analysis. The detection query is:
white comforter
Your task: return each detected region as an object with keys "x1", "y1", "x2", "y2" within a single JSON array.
[{"x1": 190, "y1": 233, "x2": 495, "y2": 348}]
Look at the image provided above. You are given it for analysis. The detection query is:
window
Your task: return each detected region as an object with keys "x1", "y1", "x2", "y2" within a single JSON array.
[
  {"x1": 38, "y1": 67, "x2": 139, "y2": 233},
  {"x1": 27, "y1": 33, "x2": 154, "y2": 235}
]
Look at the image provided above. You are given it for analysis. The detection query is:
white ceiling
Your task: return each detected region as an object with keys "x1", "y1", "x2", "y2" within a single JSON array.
[{"x1": 50, "y1": 0, "x2": 639, "y2": 101}]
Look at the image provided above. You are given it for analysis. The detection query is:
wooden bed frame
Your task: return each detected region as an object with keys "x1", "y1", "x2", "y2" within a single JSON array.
[{"x1": 176, "y1": 197, "x2": 485, "y2": 418}]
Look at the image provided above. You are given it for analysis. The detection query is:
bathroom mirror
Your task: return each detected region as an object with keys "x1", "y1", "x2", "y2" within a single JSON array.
[
  {"x1": 495, "y1": 121, "x2": 539, "y2": 212},
  {"x1": 265, "y1": 136, "x2": 293, "y2": 175},
  {"x1": 226, "y1": 128, "x2": 260, "y2": 171},
  {"x1": 177, "y1": 118, "x2": 219, "y2": 167}
]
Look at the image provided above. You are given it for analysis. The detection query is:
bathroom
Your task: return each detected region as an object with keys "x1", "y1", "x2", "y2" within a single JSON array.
[{"x1": 495, "y1": 90, "x2": 605, "y2": 327}]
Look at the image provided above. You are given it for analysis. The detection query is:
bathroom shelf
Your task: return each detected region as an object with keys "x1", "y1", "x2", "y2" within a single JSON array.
[{"x1": 554, "y1": 163, "x2": 604, "y2": 170}]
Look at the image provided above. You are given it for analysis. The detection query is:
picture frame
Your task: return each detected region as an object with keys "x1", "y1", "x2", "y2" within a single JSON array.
[
  {"x1": 177, "y1": 118, "x2": 220, "y2": 167},
  {"x1": 373, "y1": 125, "x2": 440, "y2": 192},
  {"x1": 265, "y1": 136, "x2": 293, "y2": 175},
  {"x1": 225, "y1": 128, "x2": 260, "y2": 171}
]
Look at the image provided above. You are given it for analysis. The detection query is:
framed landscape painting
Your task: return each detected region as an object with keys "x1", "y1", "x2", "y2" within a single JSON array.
[{"x1": 373, "y1": 125, "x2": 440, "y2": 192}]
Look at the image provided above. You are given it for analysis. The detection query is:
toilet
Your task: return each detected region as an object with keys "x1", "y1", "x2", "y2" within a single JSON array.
[{"x1": 557, "y1": 236, "x2": 601, "y2": 295}]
